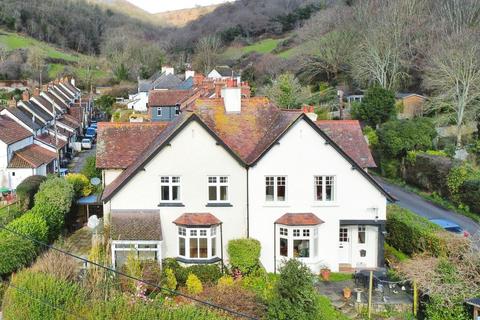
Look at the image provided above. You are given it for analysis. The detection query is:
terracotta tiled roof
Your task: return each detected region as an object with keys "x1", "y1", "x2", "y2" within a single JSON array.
[
  {"x1": 193, "y1": 97, "x2": 301, "y2": 164},
  {"x1": 111, "y1": 210, "x2": 162, "y2": 241},
  {"x1": 148, "y1": 90, "x2": 194, "y2": 107},
  {"x1": 35, "y1": 133, "x2": 68, "y2": 149},
  {"x1": 276, "y1": 213, "x2": 324, "y2": 226},
  {"x1": 68, "y1": 106, "x2": 83, "y2": 123},
  {"x1": 58, "y1": 116, "x2": 80, "y2": 130},
  {"x1": 0, "y1": 115, "x2": 32, "y2": 144},
  {"x1": 96, "y1": 122, "x2": 169, "y2": 169},
  {"x1": 8, "y1": 144, "x2": 56, "y2": 168},
  {"x1": 173, "y1": 213, "x2": 222, "y2": 226},
  {"x1": 316, "y1": 120, "x2": 376, "y2": 168}
]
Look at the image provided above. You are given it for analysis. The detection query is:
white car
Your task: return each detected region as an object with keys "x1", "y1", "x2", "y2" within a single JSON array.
[{"x1": 81, "y1": 138, "x2": 92, "y2": 149}]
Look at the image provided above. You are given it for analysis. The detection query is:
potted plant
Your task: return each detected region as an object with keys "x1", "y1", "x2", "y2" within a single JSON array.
[
  {"x1": 343, "y1": 287, "x2": 352, "y2": 299},
  {"x1": 320, "y1": 266, "x2": 331, "y2": 281}
]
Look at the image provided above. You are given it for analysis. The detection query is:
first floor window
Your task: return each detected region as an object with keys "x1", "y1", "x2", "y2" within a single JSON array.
[
  {"x1": 278, "y1": 226, "x2": 317, "y2": 259},
  {"x1": 178, "y1": 226, "x2": 218, "y2": 260},
  {"x1": 208, "y1": 176, "x2": 229, "y2": 202},
  {"x1": 160, "y1": 176, "x2": 180, "y2": 202},
  {"x1": 266, "y1": 176, "x2": 286, "y2": 202},
  {"x1": 314, "y1": 176, "x2": 335, "y2": 201}
]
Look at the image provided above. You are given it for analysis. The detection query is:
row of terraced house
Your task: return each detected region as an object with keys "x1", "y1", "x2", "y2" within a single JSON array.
[{"x1": 0, "y1": 77, "x2": 92, "y2": 190}]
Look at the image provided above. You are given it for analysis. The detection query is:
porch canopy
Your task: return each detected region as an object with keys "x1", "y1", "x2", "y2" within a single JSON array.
[{"x1": 111, "y1": 209, "x2": 162, "y2": 241}]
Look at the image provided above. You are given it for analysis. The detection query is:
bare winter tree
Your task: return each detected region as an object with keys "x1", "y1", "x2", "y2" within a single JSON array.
[
  {"x1": 424, "y1": 31, "x2": 480, "y2": 148},
  {"x1": 193, "y1": 35, "x2": 221, "y2": 75},
  {"x1": 27, "y1": 47, "x2": 46, "y2": 86}
]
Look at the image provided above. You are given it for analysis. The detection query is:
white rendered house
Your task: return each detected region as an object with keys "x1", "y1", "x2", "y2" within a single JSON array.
[{"x1": 99, "y1": 86, "x2": 392, "y2": 273}]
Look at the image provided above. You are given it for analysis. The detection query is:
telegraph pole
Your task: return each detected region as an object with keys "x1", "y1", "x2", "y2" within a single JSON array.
[{"x1": 53, "y1": 110, "x2": 60, "y2": 176}]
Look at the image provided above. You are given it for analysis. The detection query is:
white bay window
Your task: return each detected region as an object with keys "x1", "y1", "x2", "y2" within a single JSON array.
[
  {"x1": 278, "y1": 226, "x2": 318, "y2": 259},
  {"x1": 178, "y1": 226, "x2": 218, "y2": 260}
]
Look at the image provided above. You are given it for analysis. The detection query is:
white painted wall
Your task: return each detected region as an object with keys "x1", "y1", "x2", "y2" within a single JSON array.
[
  {"x1": 248, "y1": 120, "x2": 387, "y2": 273},
  {"x1": 106, "y1": 120, "x2": 248, "y2": 261},
  {"x1": 127, "y1": 92, "x2": 148, "y2": 112},
  {"x1": 104, "y1": 169, "x2": 123, "y2": 187},
  {"x1": 6, "y1": 167, "x2": 34, "y2": 190}
]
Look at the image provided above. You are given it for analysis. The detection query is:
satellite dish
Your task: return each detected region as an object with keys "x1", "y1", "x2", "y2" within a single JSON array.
[
  {"x1": 90, "y1": 177, "x2": 101, "y2": 186},
  {"x1": 87, "y1": 215, "x2": 100, "y2": 230}
]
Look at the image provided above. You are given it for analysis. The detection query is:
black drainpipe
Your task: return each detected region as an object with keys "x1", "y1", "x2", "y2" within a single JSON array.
[
  {"x1": 273, "y1": 222, "x2": 277, "y2": 274},
  {"x1": 246, "y1": 167, "x2": 250, "y2": 238},
  {"x1": 220, "y1": 223, "x2": 224, "y2": 273}
]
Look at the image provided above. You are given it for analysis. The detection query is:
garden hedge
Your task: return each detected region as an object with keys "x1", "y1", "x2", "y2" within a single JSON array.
[
  {"x1": 386, "y1": 205, "x2": 446, "y2": 256},
  {"x1": 15, "y1": 175, "x2": 47, "y2": 210},
  {"x1": 162, "y1": 258, "x2": 222, "y2": 286},
  {"x1": 227, "y1": 238, "x2": 261, "y2": 274},
  {"x1": 404, "y1": 153, "x2": 452, "y2": 196},
  {"x1": 459, "y1": 179, "x2": 480, "y2": 214}
]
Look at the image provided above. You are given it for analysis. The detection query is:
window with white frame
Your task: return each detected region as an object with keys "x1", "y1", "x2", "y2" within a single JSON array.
[
  {"x1": 113, "y1": 242, "x2": 160, "y2": 269},
  {"x1": 266, "y1": 176, "x2": 286, "y2": 201},
  {"x1": 278, "y1": 226, "x2": 318, "y2": 259},
  {"x1": 178, "y1": 226, "x2": 218, "y2": 260},
  {"x1": 156, "y1": 108, "x2": 162, "y2": 117},
  {"x1": 208, "y1": 176, "x2": 229, "y2": 202},
  {"x1": 175, "y1": 105, "x2": 180, "y2": 115},
  {"x1": 314, "y1": 176, "x2": 336, "y2": 201},
  {"x1": 160, "y1": 176, "x2": 181, "y2": 202}
]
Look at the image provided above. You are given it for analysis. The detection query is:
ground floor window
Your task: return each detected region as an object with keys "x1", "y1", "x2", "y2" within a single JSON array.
[
  {"x1": 178, "y1": 226, "x2": 218, "y2": 260},
  {"x1": 278, "y1": 226, "x2": 318, "y2": 259},
  {"x1": 112, "y1": 242, "x2": 161, "y2": 269}
]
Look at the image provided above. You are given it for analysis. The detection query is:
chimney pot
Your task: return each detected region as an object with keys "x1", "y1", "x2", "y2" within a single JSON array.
[
  {"x1": 33, "y1": 87, "x2": 40, "y2": 97},
  {"x1": 222, "y1": 86, "x2": 242, "y2": 113},
  {"x1": 22, "y1": 89, "x2": 30, "y2": 102},
  {"x1": 303, "y1": 106, "x2": 308, "y2": 113},
  {"x1": 8, "y1": 97, "x2": 17, "y2": 108}
]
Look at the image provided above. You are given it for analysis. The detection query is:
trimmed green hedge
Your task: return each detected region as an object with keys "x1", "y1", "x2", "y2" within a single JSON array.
[
  {"x1": 227, "y1": 238, "x2": 261, "y2": 274},
  {"x1": 162, "y1": 258, "x2": 222, "y2": 286},
  {"x1": 459, "y1": 179, "x2": 480, "y2": 214},
  {"x1": 16, "y1": 175, "x2": 47, "y2": 210},
  {"x1": 386, "y1": 205, "x2": 445, "y2": 256}
]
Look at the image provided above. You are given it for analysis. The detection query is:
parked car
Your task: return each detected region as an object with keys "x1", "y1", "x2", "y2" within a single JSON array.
[
  {"x1": 85, "y1": 127, "x2": 97, "y2": 143},
  {"x1": 81, "y1": 138, "x2": 92, "y2": 149},
  {"x1": 429, "y1": 219, "x2": 470, "y2": 237}
]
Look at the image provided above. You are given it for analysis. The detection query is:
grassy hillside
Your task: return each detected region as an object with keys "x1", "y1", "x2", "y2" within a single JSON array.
[
  {"x1": 220, "y1": 36, "x2": 307, "y2": 60},
  {"x1": 0, "y1": 30, "x2": 109, "y2": 82},
  {"x1": 154, "y1": 4, "x2": 221, "y2": 27}
]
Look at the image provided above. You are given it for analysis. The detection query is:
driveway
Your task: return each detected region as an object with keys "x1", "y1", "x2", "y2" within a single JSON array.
[
  {"x1": 69, "y1": 147, "x2": 96, "y2": 173},
  {"x1": 375, "y1": 177, "x2": 480, "y2": 235}
]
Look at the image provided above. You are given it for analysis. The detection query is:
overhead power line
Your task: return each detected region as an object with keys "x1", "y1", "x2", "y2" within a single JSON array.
[{"x1": 0, "y1": 225, "x2": 257, "y2": 320}]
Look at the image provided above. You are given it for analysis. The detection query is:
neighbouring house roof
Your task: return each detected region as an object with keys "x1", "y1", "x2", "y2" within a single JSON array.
[
  {"x1": 148, "y1": 90, "x2": 194, "y2": 107},
  {"x1": 8, "y1": 144, "x2": 56, "y2": 168},
  {"x1": 55, "y1": 85, "x2": 74, "y2": 100},
  {"x1": 211, "y1": 66, "x2": 239, "y2": 78},
  {"x1": 111, "y1": 210, "x2": 162, "y2": 241},
  {"x1": 152, "y1": 74, "x2": 183, "y2": 90},
  {"x1": 21, "y1": 101, "x2": 54, "y2": 122},
  {"x1": 68, "y1": 106, "x2": 84, "y2": 123},
  {"x1": 96, "y1": 122, "x2": 169, "y2": 169},
  {"x1": 176, "y1": 77, "x2": 195, "y2": 90},
  {"x1": 395, "y1": 93, "x2": 426, "y2": 99},
  {"x1": 58, "y1": 116, "x2": 80, "y2": 130},
  {"x1": 0, "y1": 115, "x2": 32, "y2": 144},
  {"x1": 102, "y1": 100, "x2": 394, "y2": 202},
  {"x1": 44, "y1": 92, "x2": 69, "y2": 111},
  {"x1": 62, "y1": 82, "x2": 80, "y2": 94},
  {"x1": 4, "y1": 107, "x2": 41, "y2": 131},
  {"x1": 466, "y1": 298, "x2": 480, "y2": 308},
  {"x1": 316, "y1": 120, "x2": 376, "y2": 168},
  {"x1": 32, "y1": 96, "x2": 55, "y2": 114},
  {"x1": 276, "y1": 213, "x2": 325, "y2": 226},
  {"x1": 173, "y1": 213, "x2": 222, "y2": 227},
  {"x1": 35, "y1": 133, "x2": 68, "y2": 149}
]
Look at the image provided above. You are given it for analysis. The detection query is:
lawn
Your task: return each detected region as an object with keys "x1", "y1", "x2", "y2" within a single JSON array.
[
  {"x1": 0, "y1": 202, "x2": 22, "y2": 226},
  {"x1": 221, "y1": 38, "x2": 285, "y2": 60}
]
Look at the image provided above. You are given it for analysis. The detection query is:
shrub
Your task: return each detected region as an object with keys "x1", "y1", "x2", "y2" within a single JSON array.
[
  {"x1": 380, "y1": 158, "x2": 400, "y2": 179},
  {"x1": 241, "y1": 268, "x2": 277, "y2": 302},
  {"x1": 425, "y1": 295, "x2": 470, "y2": 320},
  {"x1": 141, "y1": 260, "x2": 162, "y2": 294},
  {"x1": 8, "y1": 211, "x2": 49, "y2": 245},
  {"x1": 81, "y1": 156, "x2": 101, "y2": 180},
  {"x1": 0, "y1": 232, "x2": 37, "y2": 275},
  {"x1": 32, "y1": 177, "x2": 74, "y2": 240},
  {"x1": 163, "y1": 268, "x2": 177, "y2": 291},
  {"x1": 459, "y1": 179, "x2": 480, "y2": 214},
  {"x1": 267, "y1": 259, "x2": 318, "y2": 320},
  {"x1": 405, "y1": 153, "x2": 453, "y2": 195},
  {"x1": 15, "y1": 175, "x2": 47, "y2": 210},
  {"x1": 384, "y1": 243, "x2": 408, "y2": 266},
  {"x1": 162, "y1": 258, "x2": 187, "y2": 285},
  {"x1": 316, "y1": 295, "x2": 349, "y2": 320},
  {"x1": 351, "y1": 85, "x2": 396, "y2": 127},
  {"x1": 186, "y1": 264, "x2": 222, "y2": 284},
  {"x1": 363, "y1": 125, "x2": 378, "y2": 146},
  {"x1": 186, "y1": 273, "x2": 203, "y2": 295},
  {"x1": 0, "y1": 203, "x2": 23, "y2": 226},
  {"x1": 2, "y1": 270, "x2": 87, "y2": 319},
  {"x1": 31, "y1": 249, "x2": 78, "y2": 282},
  {"x1": 227, "y1": 238, "x2": 261, "y2": 275},
  {"x1": 386, "y1": 205, "x2": 445, "y2": 256},
  {"x1": 65, "y1": 173, "x2": 93, "y2": 198},
  {"x1": 447, "y1": 164, "x2": 480, "y2": 203},
  {"x1": 217, "y1": 275, "x2": 234, "y2": 287}
]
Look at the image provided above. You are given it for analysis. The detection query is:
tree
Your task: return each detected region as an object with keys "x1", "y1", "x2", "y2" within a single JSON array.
[
  {"x1": 27, "y1": 47, "x2": 46, "y2": 86},
  {"x1": 423, "y1": 31, "x2": 480, "y2": 148},
  {"x1": 268, "y1": 259, "x2": 318, "y2": 320},
  {"x1": 95, "y1": 95, "x2": 115, "y2": 117},
  {"x1": 265, "y1": 73, "x2": 308, "y2": 109},
  {"x1": 81, "y1": 156, "x2": 101, "y2": 181},
  {"x1": 193, "y1": 35, "x2": 221, "y2": 75},
  {"x1": 351, "y1": 86, "x2": 396, "y2": 127},
  {"x1": 76, "y1": 56, "x2": 97, "y2": 91}
]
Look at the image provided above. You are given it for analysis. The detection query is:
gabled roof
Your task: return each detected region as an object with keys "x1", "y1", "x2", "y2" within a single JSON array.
[
  {"x1": 20, "y1": 101, "x2": 54, "y2": 122},
  {"x1": 43, "y1": 92, "x2": 69, "y2": 111},
  {"x1": 3, "y1": 107, "x2": 41, "y2": 131},
  {"x1": 102, "y1": 100, "x2": 394, "y2": 202},
  {"x1": 152, "y1": 73, "x2": 183, "y2": 90},
  {"x1": 35, "y1": 133, "x2": 68, "y2": 149},
  {"x1": 62, "y1": 82, "x2": 80, "y2": 94},
  {"x1": 0, "y1": 115, "x2": 32, "y2": 144},
  {"x1": 395, "y1": 93, "x2": 426, "y2": 99},
  {"x1": 8, "y1": 144, "x2": 56, "y2": 168},
  {"x1": 31, "y1": 96, "x2": 55, "y2": 115},
  {"x1": 276, "y1": 213, "x2": 324, "y2": 226},
  {"x1": 96, "y1": 122, "x2": 169, "y2": 169},
  {"x1": 316, "y1": 120, "x2": 376, "y2": 168},
  {"x1": 58, "y1": 116, "x2": 80, "y2": 130},
  {"x1": 176, "y1": 77, "x2": 194, "y2": 90},
  {"x1": 211, "y1": 66, "x2": 240, "y2": 77},
  {"x1": 148, "y1": 90, "x2": 194, "y2": 107},
  {"x1": 55, "y1": 85, "x2": 74, "y2": 100},
  {"x1": 174, "y1": 213, "x2": 221, "y2": 227}
]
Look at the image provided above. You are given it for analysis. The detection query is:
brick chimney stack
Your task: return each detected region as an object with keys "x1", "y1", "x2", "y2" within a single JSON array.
[
  {"x1": 8, "y1": 97, "x2": 17, "y2": 108},
  {"x1": 241, "y1": 81, "x2": 251, "y2": 98},
  {"x1": 33, "y1": 87, "x2": 40, "y2": 97},
  {"x1": 214, "y1": 81, "x2": 224, "y2": 98},
  {"x1": 22, "y1": 89, "x2": 30, "y2": 102}
]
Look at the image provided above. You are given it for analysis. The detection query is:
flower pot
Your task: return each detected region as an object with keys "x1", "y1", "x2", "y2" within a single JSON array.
[
  {"x1": 320, "y1": 269, "x2": 331, "y2": 281},
  {"x1": 343, "y1": 287, "x2": 352, "y2": 299}
]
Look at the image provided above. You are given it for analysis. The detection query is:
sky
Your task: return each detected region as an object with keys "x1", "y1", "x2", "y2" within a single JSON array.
[{"x1": 126, "y1": 0, "x2": 234, "y2": 13}]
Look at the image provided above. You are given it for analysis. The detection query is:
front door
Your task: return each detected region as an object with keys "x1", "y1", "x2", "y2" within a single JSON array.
[
  {"x1": 354, "y1": 225, "x2": 378, "y2": 268},
  {"x1": 338, "y1": 226, "x2": 351, "y2": 264}
]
